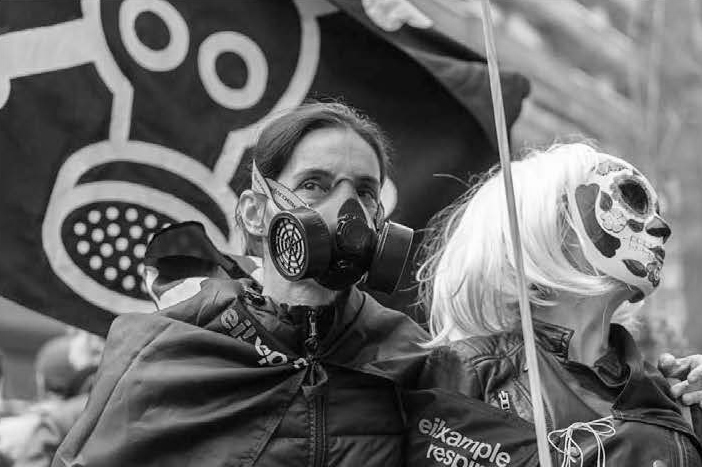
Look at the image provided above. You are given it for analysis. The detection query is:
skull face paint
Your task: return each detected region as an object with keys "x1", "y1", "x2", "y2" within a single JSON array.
[{"x1": 566, "y1": 156, "x2": 671, "y2": 301}]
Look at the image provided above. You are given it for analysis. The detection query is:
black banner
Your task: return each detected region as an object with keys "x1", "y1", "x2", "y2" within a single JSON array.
[{"x1": 0, "y1": 0, "x2": 529, "y2": 335}]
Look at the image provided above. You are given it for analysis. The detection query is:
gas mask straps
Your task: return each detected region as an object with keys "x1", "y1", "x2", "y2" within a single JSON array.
[{"x1": 250, "y1": 160, "x2": 413, "y2": 293}]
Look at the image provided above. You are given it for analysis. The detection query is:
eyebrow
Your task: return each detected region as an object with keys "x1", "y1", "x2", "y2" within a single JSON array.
[
  {"x1": 293, "y1": 169, "x2": 333, "y2": 182},
  {"x1": 293, "y1": 169, "x2": 381, "y2": 188},
  {"x1": 357, "y1": 176, "x2": 381, "y2": 190}
]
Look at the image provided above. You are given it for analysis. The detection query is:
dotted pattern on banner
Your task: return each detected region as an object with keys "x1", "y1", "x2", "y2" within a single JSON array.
[{"x1": 62, "y1": 202, "x2": 175, "y2": 300}]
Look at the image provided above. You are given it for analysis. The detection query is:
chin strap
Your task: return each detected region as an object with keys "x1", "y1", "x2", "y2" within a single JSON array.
[{"x1": 479, "y1": 1, "x2": 553, "y2": 466}]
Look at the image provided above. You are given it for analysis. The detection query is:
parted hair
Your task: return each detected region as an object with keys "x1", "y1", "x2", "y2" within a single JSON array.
[
  {"x1": 251, "y1": 101, "x2": 390, "y2": 183},
  {"x1": 236, "y1": 101, "x2": 391, "y2": 256}
]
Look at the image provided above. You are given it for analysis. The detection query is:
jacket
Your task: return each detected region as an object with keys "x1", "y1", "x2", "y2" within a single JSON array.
[
  {"x1": 52, "y1": 279, "x2": 429, "y2": 467},
  {"x1": 419, "y1": 321, "x2": 702, "y2": 466}
]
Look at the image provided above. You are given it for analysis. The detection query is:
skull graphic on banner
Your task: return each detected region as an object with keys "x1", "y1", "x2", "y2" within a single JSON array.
[
  {"x1": 0, "y1": 0, "x2": 530, "y2": 333},
  {"x1": 0, "y1": 0, "x2": 333, "y2": 317}
]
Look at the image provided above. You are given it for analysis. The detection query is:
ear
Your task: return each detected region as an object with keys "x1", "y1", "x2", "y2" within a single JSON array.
[{"x1": 238, "y1": 189, "x2": 268, "y2": 237}]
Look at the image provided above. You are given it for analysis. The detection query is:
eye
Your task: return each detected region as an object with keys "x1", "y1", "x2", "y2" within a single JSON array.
[
  {"x1": 357, "y1": 188, "x2": 377, "y2": 202},
  {"x1": 619, "y1": 180, "x2": 649, "y2": 215},
  {"x1": 299, "y1": 180, "x2": 327, "y2": 193},
  {"x1": 357, "y1": 187, "x2": 380, "y2": 212},
  {"x1": 295, "y1": 179, "x2": 329, "y2": 205}
]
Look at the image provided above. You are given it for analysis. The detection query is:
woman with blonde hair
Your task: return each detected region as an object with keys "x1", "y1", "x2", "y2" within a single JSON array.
[{"x1": 417, "y1": 143, "x2": 702, "y2": 466}]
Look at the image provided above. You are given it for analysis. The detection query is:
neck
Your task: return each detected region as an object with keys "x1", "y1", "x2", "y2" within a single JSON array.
[
  {"x1": 261, "y1": 255, "x2": 338, "y2": 307},
  {"x1": 532, "y1": 290, "x2": 630, "y2": 366}
]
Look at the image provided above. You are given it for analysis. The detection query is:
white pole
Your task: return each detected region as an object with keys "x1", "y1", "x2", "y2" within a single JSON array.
[{"x1": 479, "y1": 1, "x2": 553, "y2": 466}]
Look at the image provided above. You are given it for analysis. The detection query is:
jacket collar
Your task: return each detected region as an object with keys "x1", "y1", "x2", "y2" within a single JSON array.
[
  {"x1": 533, "y1": 319, "x2": 638, "y2": 386},
  {"x1": 238, "y1": 282, "x2": 365, "y2": 344},
  {"x1": 532, "y1": 319, "x2": 574, "y2": 361}
]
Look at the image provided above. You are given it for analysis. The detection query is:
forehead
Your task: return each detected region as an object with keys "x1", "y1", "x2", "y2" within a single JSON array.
[
  {"x1": 591, "y1": 156, "x2": 655, "y2": 189},
  {"x1": 277, "y1": 127, "x2": 381, "y2": 182}
]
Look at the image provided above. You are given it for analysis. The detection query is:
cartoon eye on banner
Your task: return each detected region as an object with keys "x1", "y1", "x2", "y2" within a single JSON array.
[{"x1": 0, "y1": 0, "x2": 529, "y2": 335}]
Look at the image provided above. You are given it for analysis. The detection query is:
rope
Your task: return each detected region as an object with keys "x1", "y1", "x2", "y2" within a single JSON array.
[
  {"x1": 478, "y1": 1, "x2": 553, "y2": 466},
  {"x1": 548, "y1": 416, "x2": 616, "y2": 467}
]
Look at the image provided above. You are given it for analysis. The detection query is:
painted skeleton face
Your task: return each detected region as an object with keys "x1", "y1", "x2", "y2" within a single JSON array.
[{"x1": 566, "y1": 156, "x2": 671, "y2": 301}]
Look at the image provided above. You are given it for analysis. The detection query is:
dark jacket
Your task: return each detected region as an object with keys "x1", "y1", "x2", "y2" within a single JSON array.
[
  {"x1": 420, "y1": 321, "x2": 702, "y2": 467},
  {"x1": 52, "y1": 279, "x2": 428, "y2": 467}
]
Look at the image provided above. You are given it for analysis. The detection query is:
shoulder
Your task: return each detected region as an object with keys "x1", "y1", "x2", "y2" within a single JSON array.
[
  {"x1": 420, "y1": 332, "x2": 523, "y2": 393},
  {"x1": 440, "y1": 331, "x2": 523, "y2": 363},
  {"x1": 105, "y1": 278, "x2": 249, "y2": 353},
  {"x1": 156, "y1": 278, "x2": 248, "y2": 327},
  {"x1": 328, "y1": 289, "x2": 430, "y2": 384},
  {"x1": 353, "y1": 288, "x2": 429, "y2": 341}
]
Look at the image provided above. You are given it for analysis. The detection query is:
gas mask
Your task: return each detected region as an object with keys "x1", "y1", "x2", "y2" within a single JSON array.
[
  {"x1": 565, "y1": 155, "x2": 672, "y2": 301},
  {"x1": 251, "y1": 161, "x2": 413, "y2": 293}
]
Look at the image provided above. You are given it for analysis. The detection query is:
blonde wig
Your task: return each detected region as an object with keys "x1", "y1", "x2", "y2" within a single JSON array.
[{"x1": 418, "y1": 143, "x2": 629, "y2": 346}]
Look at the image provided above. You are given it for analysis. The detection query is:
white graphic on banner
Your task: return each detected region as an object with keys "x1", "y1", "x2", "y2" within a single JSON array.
[
  {"x1": 119, "y1": 0, "x2": 190, "y2": 72},
  {"x1": 0, "y1": 0, "x2": 335, "y2": 314}
]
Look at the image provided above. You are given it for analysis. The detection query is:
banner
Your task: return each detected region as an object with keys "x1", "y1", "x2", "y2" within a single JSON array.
[{"x1": 0, "y1": 0, "x2": 529, "y2": 335}]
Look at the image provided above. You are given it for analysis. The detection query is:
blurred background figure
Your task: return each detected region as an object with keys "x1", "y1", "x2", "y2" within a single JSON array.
[
  {"x1": 0, "y1": 353, "x2": 7, "y2": 415},
  {"x1": 0, "y1": 353, "x2": 14, "y2": 467},
  {"x1": 34, "y1": 331, "x2": 103, "y2": 402},
  {"x1": 0, "y1": 331, "x2": 103, "y2": 467}
]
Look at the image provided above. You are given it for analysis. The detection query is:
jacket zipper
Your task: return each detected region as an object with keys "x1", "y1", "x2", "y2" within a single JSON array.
[
  {"x1": 305, "y1": 309, "x2": 326, "y2": 467},
  {"x1": 673, "y1": 431, "x2": 687, "y2": 467},
  {"x1": 498, "y1": 390, "x2": 511, "y2": 412}
]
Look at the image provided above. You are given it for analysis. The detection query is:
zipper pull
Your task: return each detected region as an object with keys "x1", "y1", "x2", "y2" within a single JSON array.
[
  {"x1": 305, "y1": 308, "x2": 319, "y2": 357},
  {"x1": 498, "y1": 390, "x2": 511, "y2": 412},
  {"x1": 303, "y1": 308, "x2": 329, "y2": 390}
]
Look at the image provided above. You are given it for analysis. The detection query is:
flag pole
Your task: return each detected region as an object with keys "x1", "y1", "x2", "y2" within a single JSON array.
[{"x1": 478, "y1": 1, "x2": 553, "y2": 466}]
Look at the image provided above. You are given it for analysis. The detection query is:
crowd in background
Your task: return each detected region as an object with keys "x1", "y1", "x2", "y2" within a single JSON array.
[{"x1": 0, "y1": 332, "x2": 104, "y2": 466}]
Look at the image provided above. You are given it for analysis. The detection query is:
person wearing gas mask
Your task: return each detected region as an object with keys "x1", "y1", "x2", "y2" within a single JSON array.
[
  {"x1": 52, "y1": 102, "x2": 427, "y2": 467},
  {"x1": 414, "y1": 143, "x2": 702, "y2": 466}
]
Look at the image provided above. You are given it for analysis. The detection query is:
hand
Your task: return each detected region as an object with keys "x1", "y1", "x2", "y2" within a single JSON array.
[
  {"x1": 658, "y1": 353, "x2": 702, "y2": 407},
  {"x1": 362, "y1": 0, "x2": 433, "y2": 32}
]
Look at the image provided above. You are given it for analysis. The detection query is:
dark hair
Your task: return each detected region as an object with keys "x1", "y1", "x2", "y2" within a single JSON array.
[
  {"x1": 239, "y1": 101, "x2": 391, "y2": 255},
  {"x1": 35, "y1": 335, "x2": 99, "y2": 399},
  {"x1": 252, "y1": 101, "x2": 390, "y2": 182}
]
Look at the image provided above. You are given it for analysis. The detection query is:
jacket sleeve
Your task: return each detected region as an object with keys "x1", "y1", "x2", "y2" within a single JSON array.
[
  {"x1": 417, "y1": 344, "x2": 484, "y2": 398},
  {"x1": 159, "y1": 278, "x2": 241, "y2": 327},
  {"x1": 51, "y1": 316, "x2": 171, "y2": 467},
  {"x1": 690, "y1": 405, "x2": 702, "y2": 440}
]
